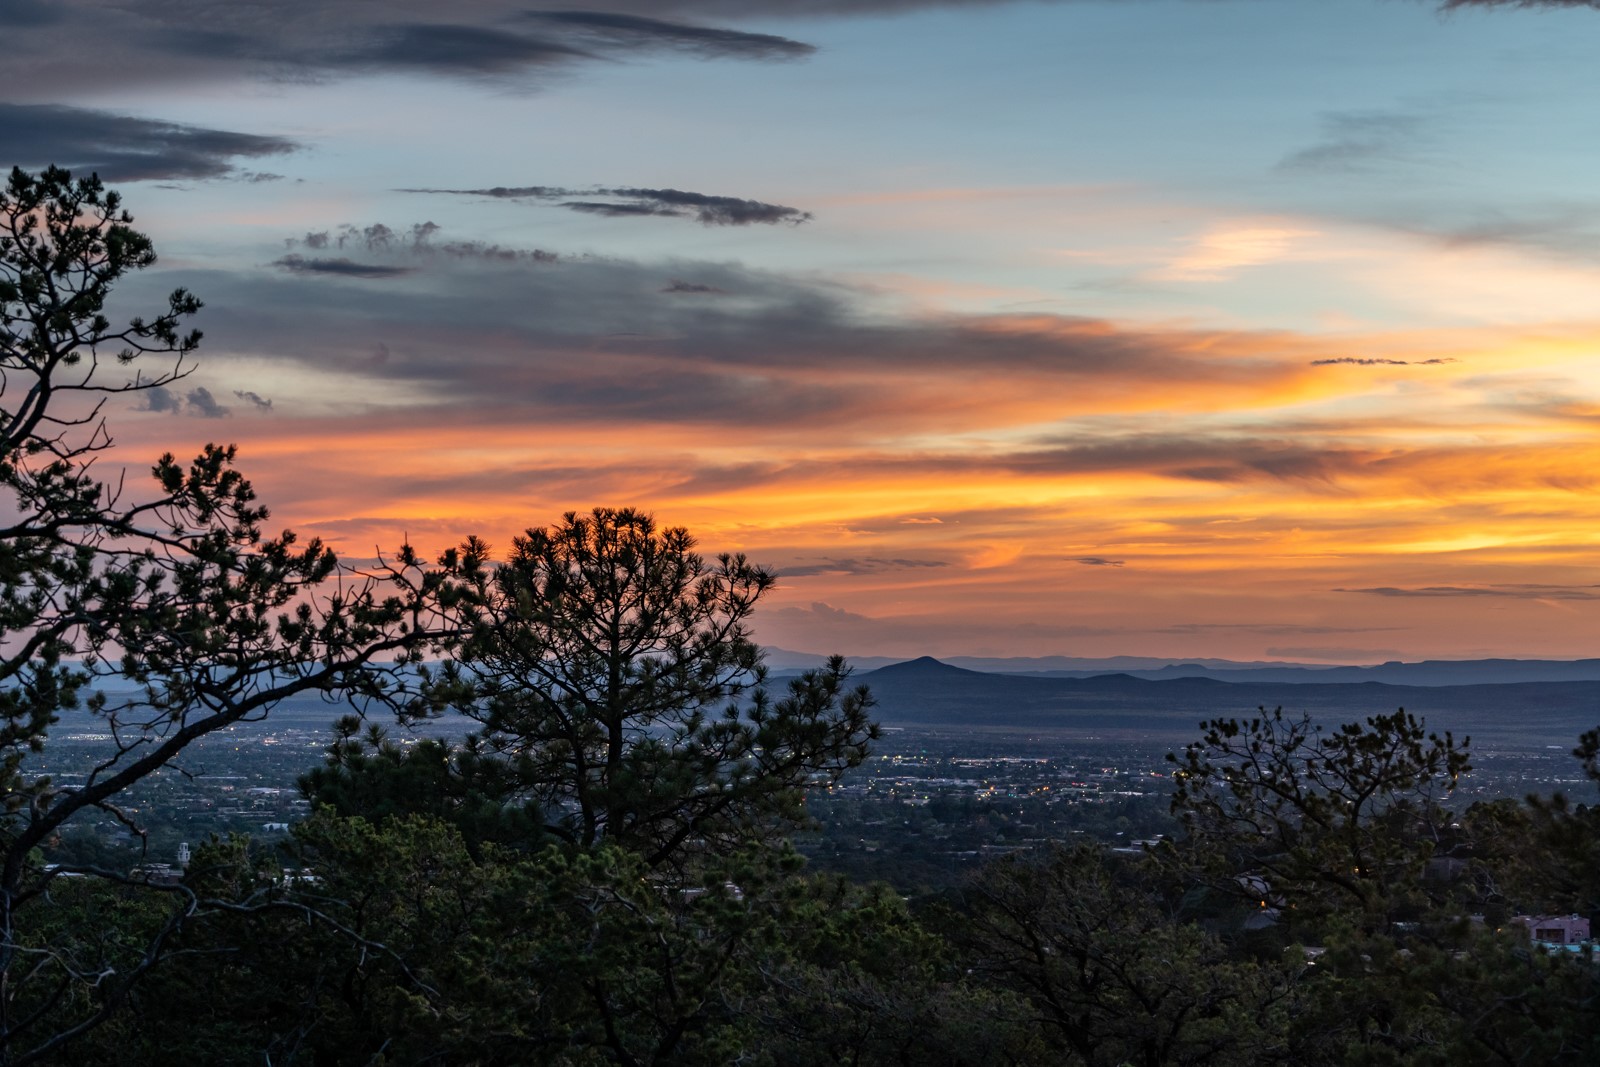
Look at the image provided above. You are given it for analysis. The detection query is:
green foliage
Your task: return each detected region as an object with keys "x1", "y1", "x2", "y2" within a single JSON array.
[
  {"x1": 397, "y1": 507, "x2": 878, "y2": 868},
  {"x1": 278, "y1": 509, "x2": 893, "y2": 1061},
  {"x1": 0, "y1": 167, "x2": 482, "y2": 1064},
  {"x1": 1257, "y1": 915, "x2": 1598, "y2": 1066},
  {"x1": 688, "y1": 863, "x2": 1034, "y2": 1066},
  {"x1": 1164, "y1": 708, "x2": 1600, "y2": 1066},
  {"x1": 1499, "y1": 726, "x2": 1600, "y2": 918},
  {"x1": 300, "y1": 723, "x2": 549, "y2": 858},
  {"x1": 1168, "y1": 708, "x2": 1470, "y2": 926},
  {"x1": 54, "y1": 810, "x2": 1016, "y2": 1067},
  {"x1": 948, "y1": 841, "x2": 1299, "y2": 1066}
]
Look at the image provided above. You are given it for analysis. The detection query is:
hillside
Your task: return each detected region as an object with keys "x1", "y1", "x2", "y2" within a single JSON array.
[{"x1": 859, "y1": 657, "x2": 1600, "y2": 745}]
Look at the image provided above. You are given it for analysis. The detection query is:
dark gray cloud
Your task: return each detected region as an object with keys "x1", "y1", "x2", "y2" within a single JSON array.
[
  {"x1": 1, "y1": 1, "x2": 1584, "y2": 104},
  {"x1": 134, "y1": 225, "x2": 1310, "y2": 436},
  {"x1": 343, "y1": 24, "x2": 588, "y2": 75},
  {"x1": 284, "y1": 226, "x2": 558, "y2": 262},
  {"x1": 1073, "y1": 557, "x2": 1124, "y2": 567},
  {"x1": 526, "y1": 11, "x2": 813, "y2": 59},
  {"x1": 425, "y1": 186, "x2": 564, "y2": 199},
  {"x1": 140, "y1": 384, "x2": 231, "y2": 417},
  {"x1": 1338, "y1": 583, "x2": 1600, "y2": 599},
  {"x1": 782, "y1": 427, "x2": 1570, "y2": 494},
  {"x1": 141, "y1": 386, "x2": 183, "y2": 415},
  {"x1": 1311, "y1": 357, "x2": 1458, "y2": 366},
  {"x1": 606, "y1": 187, "x2": 813, "y2": 225},
  {"x1": 563, "y1": 200, "x2": 681, "y2": 219},
  {"x1": 0, "y1": 0, "x2": 62, "y2": 26},
  {"x1": 186, "y1": 387, "x2": 229, "y2": 419},
  {"x1": 982, "y1": 436, "x2": 1379, "y2": 487},
  {"x1": 0, "y1": 103, "x2": 297, "y2": 182},
  {"x1": 1278, "y1": 111, "x2": 1429, "y2": 175},
  {"x1": 233, "y1": 390, "x2": 274, "y2": 412},
  {"x1": 406, "y1": 184, "x2": 813, "y2": 226},
  {"x1": 0, "y1": 1, "x2": 835, "y2": 99},
  {"x1": 779, "y1": 557, "x2": 950, "y2": 578},
  {"x1": 272, "y1": 255, "x2": 415, "y2": 279},
  {"x1": 431, "y1": 241, "x2": 559, "y2": 263},
  {"x1": 662, "y1": 280, "x2": 728, "y2": 294}
]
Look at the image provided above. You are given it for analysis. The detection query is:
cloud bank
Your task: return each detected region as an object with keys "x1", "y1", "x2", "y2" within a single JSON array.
[{"x1": 0, "y1": 1, "x2": 831, "y2": 101}]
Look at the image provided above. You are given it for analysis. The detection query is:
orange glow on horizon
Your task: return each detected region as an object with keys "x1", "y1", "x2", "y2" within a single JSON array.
[{"x1": 100, "y1": 312, "x2": 1600, "y2": 662}]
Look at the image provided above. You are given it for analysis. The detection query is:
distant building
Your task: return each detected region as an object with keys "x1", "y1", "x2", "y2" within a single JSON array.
[{"x1": 1510, "y1": 914, "x2": 1590, "y2": 947}]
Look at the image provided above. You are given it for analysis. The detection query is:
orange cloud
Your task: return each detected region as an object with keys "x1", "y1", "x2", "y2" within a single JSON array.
[{"x1": 104, "y1": 261, "x2": 1600, "y2": 662}]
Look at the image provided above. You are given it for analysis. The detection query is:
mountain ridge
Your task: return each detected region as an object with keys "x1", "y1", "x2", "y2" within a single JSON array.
[
  {"x1": 766, "y1": 649, "x2": 1600, "y2": 687},
  {"x1": 852, "y1": 656, "x2": 1600, "y2": 745}
]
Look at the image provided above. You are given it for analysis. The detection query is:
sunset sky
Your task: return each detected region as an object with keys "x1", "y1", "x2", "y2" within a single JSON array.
[{"x1": 8, "y1": 0, "x2": 1600, "y2": 663}]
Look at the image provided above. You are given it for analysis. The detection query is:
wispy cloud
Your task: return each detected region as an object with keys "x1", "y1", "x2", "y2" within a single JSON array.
[
  {"x1": 0, "y1": 103, "x2": 297, "y2": 182},
  {"x1": 405, "y1": 185, "x2": 813, "y2": 226},
  {"x1": 286, "y1": 226, "x2": 558, "y2": 263},
  {"x1": 524, "y1": 12, "x2": 814, "y2": 60},
  {"x1": 233, "y1": 390, "x2": 274, "y2": 412},
  {"x1": 1151, "y1": 224, "x2": 1317, "y2": 282},
  {"x1": 662, "y1": 280, "x2": 728, "y2": 294},
  {"x1": 1158, "y1": 623, "x2": 1405, "y2": 635},
  {"x1": 1311, "y1": 357, "x2": 1458, "y2": 366},
  {"x1": 1278, "y1": 111, "x2": 1429, "y2": 175},
  {"x1": 272, "y1": 255, "x2": 415, "y2": 279},
  {"x1": 339, "y1": 24, "x2": 589, "y2": 76},
  {"x1": 1438, "y1": 1, "x2": 1600, "y2": 9},
  {"x1": 1399, "y1": 205, "x2": 1600, "y2": 265},
  {"x1": 779, "y1": 557, "x2": 950, "y2": 578},
  {"x1": 987, "y1": 436, "x2": 1380, "y2": 487},
  {"x1": 764, "y1": 601, "x2": 873, "y2": 624},
  {"x1": 1339, "y1": 584, "x2": 1600, "y2": 599}
]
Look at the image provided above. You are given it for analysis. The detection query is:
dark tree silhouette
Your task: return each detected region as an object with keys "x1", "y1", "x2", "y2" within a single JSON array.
[
  {"x1": 0, "y1": 166, "x2": 478, "y2": 1066},
  {"x1": 1167, "y1": 708, "x2": 1469, "y2": 925},
  {"x1": 318, "y1": 508, "x2": 878, "y2": 869}
]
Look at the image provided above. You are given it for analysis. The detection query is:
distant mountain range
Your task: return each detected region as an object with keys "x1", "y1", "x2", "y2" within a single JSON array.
[
  {"x1": 850, "y1": 656, "x2": 1600, "y2": 746},
  {"x1": 70, "y1": 652, "x2": 1600, "y2": 749},
  {"x1": 765, "y1": 648, "x2": 1600, "y2": 687},
  {"x1": 764, "y1": 648, "x2": 1333, "y2": 674}
]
